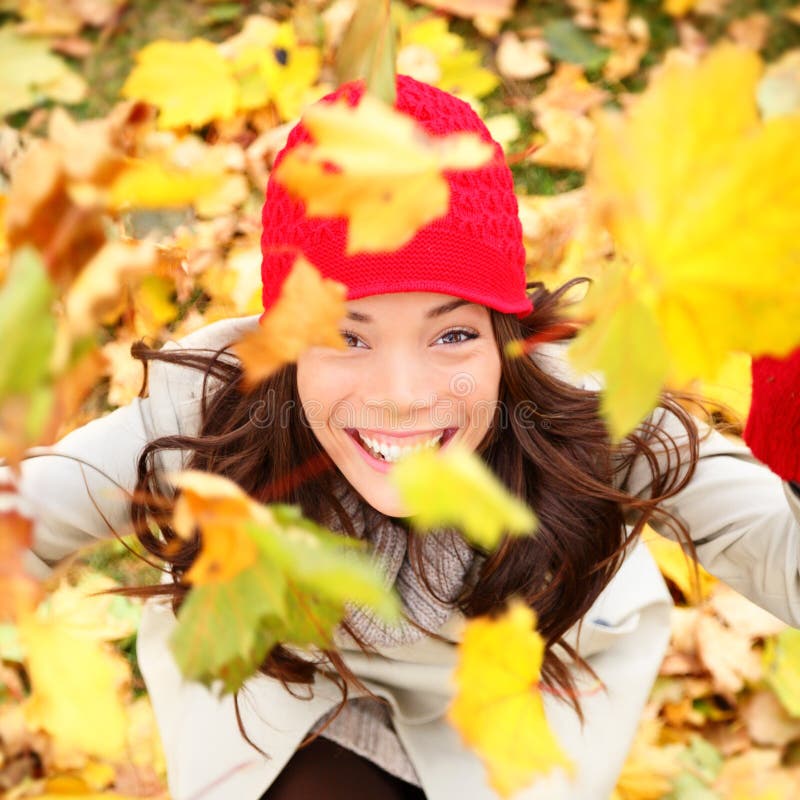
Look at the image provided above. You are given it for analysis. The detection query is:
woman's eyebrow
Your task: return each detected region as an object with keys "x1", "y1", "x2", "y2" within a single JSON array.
[{"x1": 345, "y1": 298, "x2": 473, "y2": 323}]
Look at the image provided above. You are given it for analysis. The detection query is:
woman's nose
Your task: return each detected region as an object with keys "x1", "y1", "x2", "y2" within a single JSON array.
[{"x1": 363, "y1": 351, "x2": 436, "y2": 422}]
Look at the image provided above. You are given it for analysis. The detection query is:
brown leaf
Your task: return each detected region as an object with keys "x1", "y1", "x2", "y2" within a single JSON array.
[
  {"x1": 696, "y1": 614, "x2": 763, "y2": 694},
  {"x1": 741, "y1": 690, "x2": 800, "y2": 747}
]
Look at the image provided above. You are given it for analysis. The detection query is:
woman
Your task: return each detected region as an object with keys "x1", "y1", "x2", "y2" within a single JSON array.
[{"x1": 5, "y1": 76, "x2": 800, "y2": 800}]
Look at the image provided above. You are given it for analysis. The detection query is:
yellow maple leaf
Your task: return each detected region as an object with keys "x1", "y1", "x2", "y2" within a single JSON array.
[
  {"x1": 572, "y1": 43, "x2": 800, "y2": 438},
  {"x1": 643, "y1": 526, "x2": 717, "y2": 604},
  {"x1": 19, "y1": 611, "x2": 130, "y2": 760},
  {"x1": 231, "y1": 20, "x2": 322, "y2": 121},
  {"x1": 448, "y1": 600, "x2": 574, "y2": 797},
  {"x1": 170, "y1": 470, "x2": 268, "y2": 585},
  {"x1": 232, "y1": 256, "x2": 347, "y2": 388},
  {"x1": 121, "y1": 38, "x2": 238, "y2": 129},
  {"x1": 399, "y1": 15, "x2": 500, "y2": 101},
  {"x1": 390, "y1": 442, "x2": 536, "y2": 548},
  {"x1": 273, "y1": 93, "x2": 493, "y2": 254},
  {"x1": 108, "y1": 157, "x2": 226, "y2": 210}
]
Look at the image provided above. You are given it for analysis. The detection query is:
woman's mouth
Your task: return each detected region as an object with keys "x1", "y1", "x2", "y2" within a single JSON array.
[{"x1": 345, "y1": 427, "x2": 458, "y2": 467}]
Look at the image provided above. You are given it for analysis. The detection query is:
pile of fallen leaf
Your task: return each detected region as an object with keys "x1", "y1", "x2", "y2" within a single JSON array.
[{"x1": 3, "y1": 0, "x2": 800, "y2": 798}]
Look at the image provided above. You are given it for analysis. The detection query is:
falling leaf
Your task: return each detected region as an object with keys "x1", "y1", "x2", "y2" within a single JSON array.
[
  {"x1": 0, "y1": 511, "x2": 42, "y2": 620},
  {"x1": 448, "y1": 600, "x2": 574, "y2": 797},
  {"x1": 168, "y1": 471, "x2": 398, "y2": 692},
  {"x1": 171, "y1": 470, "x2": 263, "y2": 585},
  {"x1": 574, "y1": 43, "x2": 800, "y2": 437},
  {"x1": 121, "y1": 39, "x2": 238, "y2": 129},
  {"x1": 390, "y1": 442, "x2": 536, "y2": 548},
  {"x1": 272, "y1": 92, "x2": 494, "y2": 254},
  {"x1": 568, "y1": 263, "x2": 670, "y2": 439},
  {"x1": 5, "y1": 139, "x2": 107, "y2": 287},
  {"x1": 19, "y1": 611, "x2": 130, "y2": 760},
  {"x1": 0, "y1": 26, "x2": 87, "y2": 116},
  {"x1": 0, "y1": 247, "x2": 56, "y2": 402},
  {"x1": 232, "y1": 256, "x2": 347, "y2": 389}
]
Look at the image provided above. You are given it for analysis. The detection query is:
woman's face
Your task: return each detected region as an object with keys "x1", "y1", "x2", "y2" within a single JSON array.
[{"x1": 296, "y1": 292, "x2": 502, "y2": 517}]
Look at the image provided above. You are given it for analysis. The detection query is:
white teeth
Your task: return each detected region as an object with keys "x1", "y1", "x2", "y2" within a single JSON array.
[{"x1": 358, "y1": 431, "x2": 445, "y2": 463}]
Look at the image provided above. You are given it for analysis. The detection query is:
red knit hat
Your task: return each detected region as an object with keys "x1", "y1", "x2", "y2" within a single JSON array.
[{"x1": 260, "y1": 75, "x2": 532, "y2": 320}]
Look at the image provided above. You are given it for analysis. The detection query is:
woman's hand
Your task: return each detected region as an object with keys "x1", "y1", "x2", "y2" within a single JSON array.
[{"x1": 744, "y1": 346, "x2": 800, "y2": 485}]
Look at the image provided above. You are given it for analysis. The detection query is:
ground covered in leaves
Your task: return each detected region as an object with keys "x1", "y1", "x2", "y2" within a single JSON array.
[{"x1": 2, "y1": 0, "x2": 800, "y2": 798}]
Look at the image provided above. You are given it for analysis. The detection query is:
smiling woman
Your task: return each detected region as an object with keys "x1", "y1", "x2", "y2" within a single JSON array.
[{"x1": 6, "y1": 74, "x2": 800, "y2": 800}]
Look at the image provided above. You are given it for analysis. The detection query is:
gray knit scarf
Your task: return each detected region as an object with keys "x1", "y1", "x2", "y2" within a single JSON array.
[{"x1": 325, "y1": 473, "x2": 475, "y2": 648}]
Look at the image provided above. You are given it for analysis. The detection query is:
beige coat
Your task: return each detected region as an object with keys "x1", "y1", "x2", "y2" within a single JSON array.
[{"x1": 4, "y1": 314, "x2": 800, "y2": 800}]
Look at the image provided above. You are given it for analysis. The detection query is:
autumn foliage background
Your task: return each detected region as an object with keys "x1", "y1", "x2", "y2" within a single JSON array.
[{"x1": 2, "y1": 0, "x2": 800, "y2": 798}]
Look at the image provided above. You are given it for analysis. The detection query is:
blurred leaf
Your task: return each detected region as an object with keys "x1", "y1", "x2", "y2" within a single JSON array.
[
  {"x1": 448, "y1": 600, "x2": 573, "y2": 797},
  {"x1": 0, "y1": 247, "x2": 56, "y2": 400},
  {"x1": 169, "y1": 470, "x2": 399, "y2": 692},
  {"x1": 763, "y1": 629, "x2": 800, "y2": 717},
  {"x1": 336, "y1": 0, "x2": 397, "y2": 105},
  {"x1": 391, "y1": 442, "x2": 536, "y2": 548},
  {"x1": 121, "y1": 38, "x2": 238, "y2": 129},
  {"x1": 232, "y1": 256, "x2": 347, "y2": 389},
  {"x1": 0, "y1": 511, "x2": 41, "y2": 620},
  {"x1": 574, "y1": 43, "x2": 800, "y2": 437},
  {"x1": 273, "y1": 92, "x2": 493, "y2": 254},
  {"x1": 644, "y1": 529, "x2": 717, "y2": 604},
  {"x1": 0, "y1": 26, "x2": 87, "y2": 116},
  {"x1": 544, "y1": 20, "x2": 610, "y2": 72},
  {"x1": 19, "y1": 610, "x2": 130, "y2": 760}
]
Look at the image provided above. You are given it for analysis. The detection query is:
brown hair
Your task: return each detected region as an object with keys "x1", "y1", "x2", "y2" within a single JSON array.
[{"x1": 127, "y1": 278, "x2": 704, "y2": 743}]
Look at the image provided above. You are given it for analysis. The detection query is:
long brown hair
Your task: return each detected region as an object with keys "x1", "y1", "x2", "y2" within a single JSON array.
[{"x1": 127, "y1": 278, "x2": 704, "y2": 741}]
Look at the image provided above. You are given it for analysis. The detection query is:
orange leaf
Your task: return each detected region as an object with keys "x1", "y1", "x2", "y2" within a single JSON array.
[{"x1": 232, "y1": 256, "x2": 347, "y2": 390}]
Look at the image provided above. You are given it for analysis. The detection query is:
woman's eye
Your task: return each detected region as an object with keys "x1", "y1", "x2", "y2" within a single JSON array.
[
  {"x1": 437, "y1": 328, "x2": 479, "y2": 346},
  {"x1": 340, "y1": 330, "x2": 366, "y2": 348}
]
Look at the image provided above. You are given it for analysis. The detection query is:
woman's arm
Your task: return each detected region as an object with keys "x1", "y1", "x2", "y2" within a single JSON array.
[
  {"x1": 630, "y1": 414, "x2": 800, "y2": 626},
  {"x1": 0, "y1": 315, "x2": 257, "y2": 576}
]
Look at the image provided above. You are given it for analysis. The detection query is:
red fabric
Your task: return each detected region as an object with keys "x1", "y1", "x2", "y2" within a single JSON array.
[
  {"x1": 744, "y1": 347, "x2": 800, "y2": 483},
  {"x1": 260, "y1": 75, "x2": 532, "y2": 320}
]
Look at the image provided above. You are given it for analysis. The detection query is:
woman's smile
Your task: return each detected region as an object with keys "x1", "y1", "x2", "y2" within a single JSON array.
[{"x1": 345, "y1": 427, "x2": 459, "y2": 472}]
